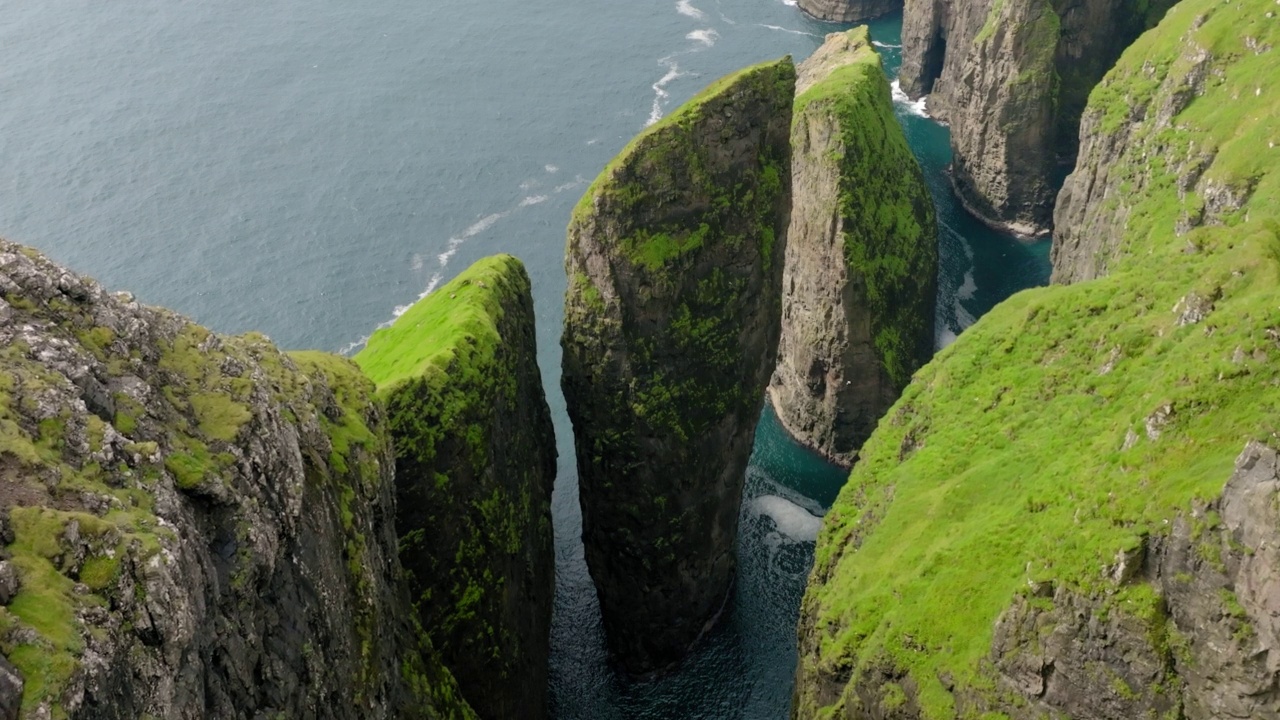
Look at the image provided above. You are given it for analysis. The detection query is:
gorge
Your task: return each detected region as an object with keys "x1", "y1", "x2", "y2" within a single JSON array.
[{"x1": 3, "y1": 0, "x2": 1276, "y2": 716}]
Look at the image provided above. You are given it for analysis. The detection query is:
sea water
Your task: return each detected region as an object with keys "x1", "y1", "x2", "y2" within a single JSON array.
[{"x1": 0, "y1": 2, "x2": 1050, "y2": 717}]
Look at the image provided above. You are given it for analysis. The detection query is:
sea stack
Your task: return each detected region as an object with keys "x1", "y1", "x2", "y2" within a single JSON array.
[
  {"x1": 897, "y1": 0, "x2": 1172, "y2": 235},
  {"x1": 561, "y1": 58, "x2": 795, "y2": 674},
  {"x1": 769, "y1": 28, "x2": 938, "y2": 468},
  {"x1": 356, "y1": 255, "x2": 557, "y2": 720}
]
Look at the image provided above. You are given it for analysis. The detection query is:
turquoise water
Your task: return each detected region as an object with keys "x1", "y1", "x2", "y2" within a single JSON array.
[{"x1": 0, "y1": 1, "x2": 1049, "y2": 717}]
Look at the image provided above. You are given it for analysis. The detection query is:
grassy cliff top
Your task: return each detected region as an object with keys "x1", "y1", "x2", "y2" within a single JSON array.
[
  {"x1": 354, "y1": 254, "x2": 527, "y2": 392},
  {"x1": 794, "y1": 26, "x2": 877, "y2": 98},
  {"x1": 569, "y1": 56, "x2": 795, "y2": 227},
  {"x1": 800, "y1": 0, "x2": 1280, "y2": 714}
]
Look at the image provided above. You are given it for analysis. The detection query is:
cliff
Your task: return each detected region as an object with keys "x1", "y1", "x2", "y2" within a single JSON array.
[
  {"x1": 354, "y1": 255, "x2": 556, "y2": 720},
  {"x1": 770, "y1": 28, "x2": 937, "y2": 468},
  {"x1": 797, "y1": 0, "x2": 901, "y2": 23},
  {"x1": 561, "y1": 58, "x2": 794, "y2": 674},
  {"x1": 897, "y1": 0, "x2": 1170, "y2": 234},
  {"x1": 0, "y1": 241, "x2": 474, "y2": 719},
  {"x1": 795, "y1": 0, "x2": 1280, "y2": 715}
]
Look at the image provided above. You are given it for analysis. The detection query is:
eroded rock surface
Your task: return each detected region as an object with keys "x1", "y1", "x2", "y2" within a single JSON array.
[
  {"x1": 561, "y1": 58, "x2": 794, "y2": 674},
  {"x1": 0, "y1": 241, "x2": 473, "y2": 719},
  {"x1": 770, "y1": 28, "x2": 937, "y2": 467},
  {"x1": 797, "y1": 0, "x2": 901, "y2": 23},
  {"x1": 356, "y1": 255, "x2": 556, "y2": 720}
]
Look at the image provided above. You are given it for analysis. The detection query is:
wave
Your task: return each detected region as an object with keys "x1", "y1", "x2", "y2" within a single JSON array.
[
  {"x1": 757, "y1": 23, "x2": 819, "y2": 37},
  {"x1": 676, "y1": 0, "x2": 706, "y2": 18},
  {"x1": 750, "y1": 495, "x2": 822, "y2": 543},
  {"x1": 890, "y1": 79, "x2": 930, "y2": 118},
  {"x1": 340, "y1": 171, "x2": 590, "y2": 355},
  {"x1": 647, "y1": 59, "x2": 683, "y2": 127},
  {"x1": 687, "y1": 28, "x2": 719, "y2": 46},
  {"x1": 545, "y1": 164, "x2": 559, "y2": 173},
  {"x1": 871, "y1": 40, "x2": 902, "y2": 48}
]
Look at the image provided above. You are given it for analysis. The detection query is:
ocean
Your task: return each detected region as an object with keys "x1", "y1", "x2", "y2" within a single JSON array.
[{"x1": 0, "y1": 1, "x2": 1050, "y2": 716}]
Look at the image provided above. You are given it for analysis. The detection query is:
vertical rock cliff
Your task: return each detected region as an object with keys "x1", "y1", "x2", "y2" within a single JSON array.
[
  {"x1": 795, "y1": 0, "x2": 1280, "y2": 715},
  {"x1": 355, "y1": 255, "x2": 556, "y2": 720},
  {"x1": 797, "y1": 0, "x2": 901, "y2": 23},
  {"x1": 0, "y1": 241, "x2": 474, "y2": 719},
  {"x1": 898, "y1": 0, "x2": 1170, "y2": 234},
  {"x1": 561, "y1": 58, "x2": 794, "y2": 674},
  {"x1": 770, "y1": 28, "x2": 937, "y2": 468}
]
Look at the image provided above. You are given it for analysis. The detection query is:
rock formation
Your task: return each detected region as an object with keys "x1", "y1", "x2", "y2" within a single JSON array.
[
  {"x1": 897, "y1": 0, "x2": 1171, "y2": 234},
  {"x1": 561, "y1": 58, "x2": 794, "y2": 675},
  {"x1": 0, "y1": 241, "x2": 474, "y2": 719},
  {"x1": 795, "y1": 0, "x2": 1280, "y2": 714},
  {"x1": 797, "y1": 0, "x2": 901, "y2": 23},
  {"x1": 770, "y1": 28, "x2": 937, "y2": 468},
  {"x1": 355, "y1": 255, "x2": 556, "y2": 720}
]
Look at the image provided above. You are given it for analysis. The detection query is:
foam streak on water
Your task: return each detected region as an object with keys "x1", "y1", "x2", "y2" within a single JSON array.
[{"x1": 891, "y1": 79, "x2": 930, "y2": 118}]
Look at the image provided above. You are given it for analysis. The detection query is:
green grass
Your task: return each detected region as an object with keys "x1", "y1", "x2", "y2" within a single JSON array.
[
  {"x1": 794, "y1": 27, "x2": 937, "y2": 388},
  {"x1": 799, "y1": 0, "x2": 1280, "y2": 713}
]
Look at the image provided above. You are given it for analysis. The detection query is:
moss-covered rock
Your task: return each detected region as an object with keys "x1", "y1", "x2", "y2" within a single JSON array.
[
  {"x1": 0, "y1": 241, "x2": 474, "y2": 719},
  {"x1": 355, "y1": 254, "x2": 556, "y2": 720},
  {"x1": 898, "y1": 0, "x2": 1172, "y2": 234},
  {"x1": 795, "y1": 0, "x2": 1280, "y2": 715},
  {"x1": 769, "y1": 28, "x2": 937, "y2": 468},
  {"x1": 561, "y1": 57, "x2": 795, "y2": 674}
]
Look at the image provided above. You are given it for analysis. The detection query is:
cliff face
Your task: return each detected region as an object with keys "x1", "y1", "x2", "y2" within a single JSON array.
[
  {"x1": 561, "y1": 58, "x2": 794, "y2": 675},
  {"x1": 795, "y1": 0, "x2": 1280, "y2": 715},
  {"x1": 355, "y1": 255, "x2": 556, "y2": 720},
  {"x1": 898, "y1": 0, "x2": 1170, "y2": 234},
  {"x1": 797, "y1": 0, "x2": 901, "y2": 23},
  {"x1": 0, "y1": 242, "x2": 474, "y2": 719},
  {"x1": 770, "y1": 28, "x2": 937, "y2": 468},
  {"x1": 1051, "y1": 0, "x2": 1269, "y2": 283}
]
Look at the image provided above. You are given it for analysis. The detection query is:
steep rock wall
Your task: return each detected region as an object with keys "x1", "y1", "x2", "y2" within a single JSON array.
[
  {"x1": 355, "y1": 255, "x2": 556, "y2": 720},
  {"x1": 797, "y1": 0, "x2": 902, "y2": 23},
  {"x1": 0, "y1": 241, "x2": 474, "y2": 719},
  {"x1": 771, "y1": 28, "x2": 937, "y2": 468},
  {"x1": 561, "y1": 58, "x2": 794, "y2": 675},
  {"x1": 898, "y1": 0, "x2": 1170, "y2": 234},
  {"x1": 795, "y1": 0, "x2": 1280, "y2": 715}
]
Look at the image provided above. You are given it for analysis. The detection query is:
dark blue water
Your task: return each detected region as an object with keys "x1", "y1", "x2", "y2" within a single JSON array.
[{"x1": 0, "y1": 2, "x2": 1049, "y2": 717}]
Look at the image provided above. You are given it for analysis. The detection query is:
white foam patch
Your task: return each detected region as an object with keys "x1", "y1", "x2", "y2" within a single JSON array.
[
  {"x1": 757, "y1": 23, "x2": 819, "y2": 37},
  {"x1": 520, "y1": 195, "x2": 549, "y2": 207},
  {"x1": 872, "y1": 40, "x2": 902, "y2": 48},
  {"x1": 687, "y1": 28, "x2": 719, "y2": 46},
  {"x1": 410, "y1": 253, "x2": 423, "y2": 271},
  {"x1": 676, "y1": 0, "x2": 706, "y2": 18},
  {"x1": 780, "y1": 0, "x2": 798, "y2": 6},
  {"x1": 586, "y1": 138, "x2": 600, "y2": 145},
  {"x1": 751, "y1": 495, "x2": 822, "y2": 543},
  {"x1": 957, "y1": 270, "x2": 977, "y2": 301},
  {"x1": 545, "y1": 164, "x2": 559, "y2": 173},
  {"x1": 891, "y1": 79, "x2": 930, "y2": 118},
  {"x1": 647, "y1": 60, "x2": 683, "y2": 127},
  {"x1": 936, "y1": 327, "x2": 958, "y2": 350},
  {"x1": 553, "y1": 176, "x2": 587, "y2": 193}
]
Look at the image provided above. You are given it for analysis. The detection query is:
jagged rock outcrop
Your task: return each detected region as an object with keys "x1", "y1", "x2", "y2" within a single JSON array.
[
  {"x1": 797, "y1": 0, "x2": 901, "y2": 23},
  {"x1": 561, "y1": 58, "x2": 794, "y2": 675},
  {"x1": 897, "y1": 0, "x2": 1171, "y2": 234},
  {"x1": 0, "y1": 241, "x2": 474, "y2": 719},
  {"x1": 795, "y1": 0, "x2": 1280, "y2": 715},
  {"x1": 355, "y1": 255, "x2": 556, "y2": 720},
  {"x1": 769, "y1": 28, "x2": 937, "y2": 468}
]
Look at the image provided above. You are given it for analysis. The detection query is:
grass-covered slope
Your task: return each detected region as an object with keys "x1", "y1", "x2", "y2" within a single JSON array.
[
  {"x1": 795, "y1": 0, "x2": 1280, "y2": 716},
  {"x1": 0, "y1": 241, "x2": 473, "y2": 719},
  {"x1": 355, "y1": 254, "x2": 556, "y2": 720}
]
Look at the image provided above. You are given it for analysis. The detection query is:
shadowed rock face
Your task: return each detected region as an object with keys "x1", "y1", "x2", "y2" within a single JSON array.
[
  {"x1": 897, "y1": 0, "x2": 1171, "y2": 235},
  {"x1": 0, "y1": 241, "x2": 475, "y2": 720},
  {"x1": 770, "y1": 28, "x2": 937, "y2": 468},
  {"x1": 356, "y1": 255, "x2": 556, "y2": 720},
  {"x1": 797, "y1": 0, "x2": 902, "y2": 23},
  {"x1": 561, "y1": 58, "x2": 794, "y2": 675}
]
